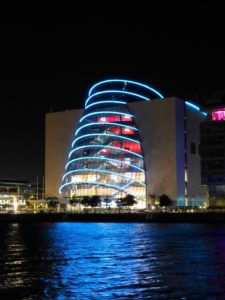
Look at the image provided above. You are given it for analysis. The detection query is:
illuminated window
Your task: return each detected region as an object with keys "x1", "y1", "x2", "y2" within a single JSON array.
[
  {"x1": 97, "y1": 116, "x2": 121, "y2": 122},
  {"x1": 122, "y1": 115, "x2": 132, "y2": 121},
  {"x1": 111, "y1": 141, "x2": 142, "y2": 153},
  {"x1": 123, "y1": 142, "x2": 141, "y2": 153},
  {"x1": 122, "y1": 128, "x2": 134, "y2": 135},
  {"x1": 101, "y1": 148, "x2": 111, "y2": 154},
  {"x1": 99, "y1": 117, "x2": 106, "y2": 122},
  {"x1": 110, "y1": 127, "x2": 121, "y2": 134},
  {"x1": 124, "y1": 158, "x2": 131, "y2": 164}
]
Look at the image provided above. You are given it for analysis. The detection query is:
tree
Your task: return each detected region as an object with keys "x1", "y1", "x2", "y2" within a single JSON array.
[
  {"x1": 159, "y1": 194, "x2": 172, "y2": 207},
  {"x1": 47, "y1": 197, "x2": 59, "y2": 208},
  {"x1": 89, "y1": 195, "x2": 101, "y2": 207},
  {"x1": 104, "y1": 196, "x2": 111, "y2": 208},
  {"x1": 48, "y1": 200, "x2": 60, "y2": 208},
  {"x1": 69, "y1": 197, "x2": 80, "y2": 207},
  {"x1": 115, "y1": 200, "x2": 122, "y2": 212},
  {"x1": 81, "y1": 196, "x2": 91, "y2": 207},
  {"x1": 121, "y1": 194, "x2": 137, "y2": 208},
  {"x1": 69, "y1": 198, "x2": 80, "y2": 211}
]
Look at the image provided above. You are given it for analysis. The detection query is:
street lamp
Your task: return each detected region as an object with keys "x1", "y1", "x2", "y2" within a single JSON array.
[{"x1": 13, "y1": 196, "x2": 18, "y2": 212}]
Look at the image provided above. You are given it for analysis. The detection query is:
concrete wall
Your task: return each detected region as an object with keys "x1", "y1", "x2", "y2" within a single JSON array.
[
  {"x1": 174, "y1": 100, "x2": 186, "y2": 204},
  {"x1": 129, "y1": 98, "x2": 183, "y2": 203},
  {"x1": 186, "y1": 106, "x2": 208, "y2": 205},
  {"x1": 45, "y1": 109, "x2": 82, "y2": 197}
]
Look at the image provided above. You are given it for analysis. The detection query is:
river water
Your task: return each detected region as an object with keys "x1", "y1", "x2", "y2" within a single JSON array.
[{"x1": 0, "y1": 222, "x2": 225, "y2": 299}]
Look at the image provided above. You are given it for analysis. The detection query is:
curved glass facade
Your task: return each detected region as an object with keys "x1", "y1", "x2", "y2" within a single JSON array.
[{"x1": 60, "y1": 79, "x2": 163, "y2": 208}]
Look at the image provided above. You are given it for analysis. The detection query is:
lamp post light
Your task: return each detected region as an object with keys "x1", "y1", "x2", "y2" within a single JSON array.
[{"x1": 13, "y1": 196, "x2": 18, "y2": 213}]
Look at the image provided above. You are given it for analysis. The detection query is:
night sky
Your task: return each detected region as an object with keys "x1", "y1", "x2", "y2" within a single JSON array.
[{"x1": 0, "y1": 19, "x2": 224, "y2": 183}]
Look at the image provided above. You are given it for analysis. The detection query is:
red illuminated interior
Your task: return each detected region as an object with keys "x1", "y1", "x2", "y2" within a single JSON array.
[
  {"x1": 110, "y1": 127, "x2": 121, "y2": 134},
  {"x1": 111, "y1": 141, "x2": 141, "y2": 153},
  {"x1": 97, "y1": 116, "x2": 121, "y2": 122},
  {"x1": 121, "y1": 115, "x2": 132, "y2": 121},
  {"x1": 122, "y1": 128, "x2": 134, "y2": 135},
  {"x1": 110, "y1": 127, "x2": 135, "y2": 135},
  {"x1": 97, "y1": 115, "x2": 133, "y2": 123}
]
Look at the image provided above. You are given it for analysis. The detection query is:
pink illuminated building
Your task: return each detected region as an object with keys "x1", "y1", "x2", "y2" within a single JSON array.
[{"x1": 212, "y1": 109, "x2": 225, "y2": 121}]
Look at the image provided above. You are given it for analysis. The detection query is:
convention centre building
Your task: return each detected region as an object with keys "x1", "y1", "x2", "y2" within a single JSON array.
[{"x1": 45, "y1": 79, "x2": 207, "y2": 208}]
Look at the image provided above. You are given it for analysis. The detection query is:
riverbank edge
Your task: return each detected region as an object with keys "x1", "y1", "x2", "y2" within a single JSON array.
[{"x1": 0, "y1": 212, "x2": 225, "y2": 223}]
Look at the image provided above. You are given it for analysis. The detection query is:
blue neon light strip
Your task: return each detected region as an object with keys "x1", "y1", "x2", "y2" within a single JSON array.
[
  {"x1": 72, "y1": 133, "x2": 140, "y2": 148},
  {"x1": 75, "y1": 122, "x2": 137, "y2": 136},
  {"x1": 59, "y1": 180, "x2": 139, "y2": 197},
  {"x1": 86, "y1": 100, "x2": 126, "y2": 109},
  {"x1": 88, "y1": 79, "x2": 164, "y2": 98},
  {"x1": 65, "y1": 156, "x2": 144, "y2": 172},
  {"x1": 85, "y1": 90, "x2": 150, "y2": 108},
  {"x1": 185, "y1": 101, "x2": 200, "y2": 111},
  {"x1": 79, "y1": 111, "x2": 133, "y2": 123},
  {"x1": 62, "y1": 169, "x2": 146, "y2": 186},
  {"x1": 69, "y1": 144, "x2": 143, "y2": 159},
  {"x1": 201, "y1": 112, "x2": 207, "y2": 116}
]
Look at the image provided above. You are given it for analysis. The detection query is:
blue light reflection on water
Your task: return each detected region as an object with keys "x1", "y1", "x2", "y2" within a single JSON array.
[{"x1": 0, "y1": 223, "x2": 225, "y2": 299}]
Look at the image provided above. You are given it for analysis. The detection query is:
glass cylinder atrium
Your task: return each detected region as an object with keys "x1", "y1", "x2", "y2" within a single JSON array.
[{"x1": 59, "y1": 79, "x2": 163, "y2": 208}]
